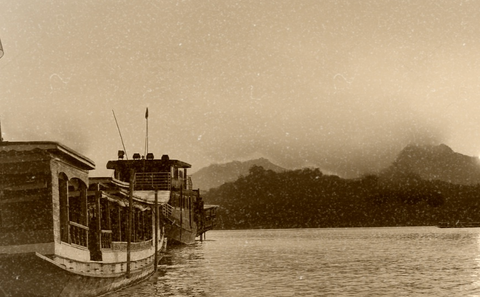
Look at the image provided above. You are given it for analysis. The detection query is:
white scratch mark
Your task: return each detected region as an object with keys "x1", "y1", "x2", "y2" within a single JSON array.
[
  {"x1": 49, "y1": 73, "x2": 69, "y2": 84},
  {"x1": 333, "y1": 73, "x2": 353, "y2": 84},
  {"x1": 333, "y1": 73, "x2": 355, "y2": 94}
]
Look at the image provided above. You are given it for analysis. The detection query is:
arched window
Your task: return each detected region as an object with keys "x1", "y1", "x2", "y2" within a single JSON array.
[{"x1": 68, "y1": 178, "x2": 87, "y2": 226}]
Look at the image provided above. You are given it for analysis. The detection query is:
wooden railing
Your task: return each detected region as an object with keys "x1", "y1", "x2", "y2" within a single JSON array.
[
  {"x1": 161, "y1": 204, "x2": 173, "y2": 218},
  {"x1": 135, "y1": 172, "x2": 171, "y2": 190},
  {"x1": 69, "y1": 221, "x2": 88, "y2": 247},
  {"x1": 101, "y1": 230, "x2": 112, "y2": 249}
]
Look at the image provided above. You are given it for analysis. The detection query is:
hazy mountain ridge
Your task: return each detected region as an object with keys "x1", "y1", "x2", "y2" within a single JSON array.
[
  {"x1": 193, "y1": 144, "x2": 480, "y2": 191},
  {"x1": 204, "y1": 144, "x2": 480, "y2": 230},
  {"x1": 381, "y1": 144, "x2": 480, "y2": 185},
  {"x1": 191, "y1": 158, "x2": 285, "y2": 190}
]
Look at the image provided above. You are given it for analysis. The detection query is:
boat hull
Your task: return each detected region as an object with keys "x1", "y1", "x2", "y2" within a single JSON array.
[
  {"x1": 0, "y1": 252, "x2": 160, "y2": 297},
  {"x1": 165, "y1": 223, "x2": 197, "y2": 245}
]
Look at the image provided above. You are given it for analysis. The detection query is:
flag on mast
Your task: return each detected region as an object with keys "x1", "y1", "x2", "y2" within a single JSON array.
[{"x1": 145, "y1": 107, "x2": 149, "y2": 119}]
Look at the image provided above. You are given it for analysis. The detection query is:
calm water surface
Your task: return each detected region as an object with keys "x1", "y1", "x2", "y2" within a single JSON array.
[{"x1": 105, "y1": 227, "x2": 480, "y2": 296}]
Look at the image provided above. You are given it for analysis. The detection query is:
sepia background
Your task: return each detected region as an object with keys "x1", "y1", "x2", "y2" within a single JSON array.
[{"x1": 1, "y1": 0, "x2": 480, "y2": 177}]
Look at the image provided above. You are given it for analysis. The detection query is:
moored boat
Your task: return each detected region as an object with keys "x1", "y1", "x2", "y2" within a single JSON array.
[
  {"x1": 107, "y1": 151, "x2": 218, "y2": 245},
  {"x1": 0, "y1": 141, "x2": 166, "y2": 296}
]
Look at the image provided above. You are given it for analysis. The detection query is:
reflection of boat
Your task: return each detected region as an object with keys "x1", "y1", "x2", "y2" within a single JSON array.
[
  {"x1": 437, "y1": 221, "x2": 480, "y2": 228},
  {"x1": 0, "y1": 141, "x2": 166, "y2": 296},
  {"x1": 107, "y1": 152, "x2": 218, "y2": 245}
]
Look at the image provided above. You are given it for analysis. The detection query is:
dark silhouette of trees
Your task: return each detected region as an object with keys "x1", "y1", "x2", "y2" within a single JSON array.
[{"x1": 204, "y1": 166, "x2": 480, "y2": 229}]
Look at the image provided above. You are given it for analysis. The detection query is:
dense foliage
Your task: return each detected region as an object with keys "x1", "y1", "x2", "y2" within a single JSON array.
[{"x1": 204, "y1": 166, "x2": 480, "y2": 229}]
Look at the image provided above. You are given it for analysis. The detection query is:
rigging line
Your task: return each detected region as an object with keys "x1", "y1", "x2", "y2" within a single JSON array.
[{"x1": 112, "y1": 110, "x2": 128, "y2": 160}]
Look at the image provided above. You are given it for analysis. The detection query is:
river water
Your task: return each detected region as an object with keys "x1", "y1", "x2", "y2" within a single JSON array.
[{"x1": 105, "y1": 227, "x2": 480, "y2": 296}]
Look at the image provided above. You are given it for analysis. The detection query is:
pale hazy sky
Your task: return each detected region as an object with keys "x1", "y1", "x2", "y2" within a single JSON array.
[{"x1": 1, "y1": 0, "x2": 480, "y2": 177}]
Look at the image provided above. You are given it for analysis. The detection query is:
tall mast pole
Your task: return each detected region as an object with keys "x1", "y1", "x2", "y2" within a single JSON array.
[
  {"x1": 154, "y1": 188, "x2": 158, "y2": 272},
  {"x1": 126, "y1": 169, "x2": 134, "y2": 278},
  {"x1": 144, "y1": 108, "x2": 149, "y2": 157}
]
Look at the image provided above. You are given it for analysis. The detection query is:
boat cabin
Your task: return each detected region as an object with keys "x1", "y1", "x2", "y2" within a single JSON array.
[
  {"x1": 106, "y1": 151, "x2": 192, "y2": 191},
  {"x1": 0, "y1": 141, "x2": 167, "y2": 296},
  {"x1": 0, "y1": 141, "x2": 95, "y2": 259}
]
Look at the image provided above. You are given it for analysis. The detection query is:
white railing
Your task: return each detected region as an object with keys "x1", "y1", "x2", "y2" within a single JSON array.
[
  {"x1": 69, "y1": 221, "x2": 89, "y2": 247},
  {"x1": 101, "y1": 230, "x2": 112, "y2": 249},
  {"x1": 135, "y1": 172, "x2": 171, "y2": 190}
]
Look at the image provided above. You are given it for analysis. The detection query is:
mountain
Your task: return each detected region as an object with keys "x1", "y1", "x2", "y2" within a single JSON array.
[
  {"x1": 204, "y1": 162, "x2": 480, "y2": 229},
  {"x1": 191, "y1": 158, "x2": 285, "y2": 190},
  {"x1": 201, "y1": 145, "x2": 480, "y2": 230},
  {"x1": 380, "y1": 144, "x2": 480, "y2": 185}
]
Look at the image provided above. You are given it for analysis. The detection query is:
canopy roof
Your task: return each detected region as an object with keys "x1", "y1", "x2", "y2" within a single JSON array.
[{"x1": 0, "y1": 141, "x2": 95, "y2": 170}]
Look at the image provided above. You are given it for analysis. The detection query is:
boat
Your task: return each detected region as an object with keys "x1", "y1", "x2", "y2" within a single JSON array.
[
  {"x1": 107, "y1": 151, "x2": 218, "y2": 245},
  {"x1": 0, "y1": 141, "x2": 167, "y2": 296}
]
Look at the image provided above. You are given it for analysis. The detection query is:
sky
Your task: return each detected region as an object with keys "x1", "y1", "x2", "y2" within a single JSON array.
[{"x1": 1, "y1": 0, "x2": 480, "y2": 178}]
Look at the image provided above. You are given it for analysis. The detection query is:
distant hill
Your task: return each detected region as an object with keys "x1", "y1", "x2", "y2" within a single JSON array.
[
  {"x1": 380, "y1": 144, "x2": 480, "y2": 185},
  {"x1": 191, "y1": 158, "x2": 285, "y2": 190},
  {"x1": 200, "y1": 144, "x2": 480, "y2": 230},
  {"x1": 204, "y1": 163, "x2": 480, "y2": 229}
]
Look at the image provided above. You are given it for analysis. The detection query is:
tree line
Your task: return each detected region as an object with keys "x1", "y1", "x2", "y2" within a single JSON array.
[{"x1": 204, "y1": 165, "x2": 480, "y2": 229}]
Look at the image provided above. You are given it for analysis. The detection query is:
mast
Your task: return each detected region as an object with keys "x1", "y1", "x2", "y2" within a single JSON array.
[
  {"x1": 126, "y1": 169, "x2": 134, "y2": 278},
  {"x1": 179, "y1": 186, "x2": 183, "y2": 242},
  {"x1": 154, "y1": 188, "x2": 158, "y2": 272},
  {"x1": 144, "y1": 107, "x2": 149, "y2": 157}
]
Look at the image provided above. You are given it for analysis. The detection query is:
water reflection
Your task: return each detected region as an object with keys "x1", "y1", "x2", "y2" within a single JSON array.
[
  {"x1": 471, "y1": 233, "x2": 480, "y2": 293},
  {"x1": 104, "y1": 228, "x2": 480, "y2": 296}
]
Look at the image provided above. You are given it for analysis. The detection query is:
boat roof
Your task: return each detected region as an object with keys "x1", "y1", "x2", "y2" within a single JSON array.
[
  {"x1": 106, "y1": 158, "x2": 191, "y2": 171},
  {"x1": 0, "y1": 141, "x2": 95, "y2": 170}
]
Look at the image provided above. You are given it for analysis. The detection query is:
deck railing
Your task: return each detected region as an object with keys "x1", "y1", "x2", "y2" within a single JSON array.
[
  {"x1": 69, "y1": 221, "x2": 88, "y2": 247},
  {"x1": 161, "y1": 203, "x2": 173, "y2": 218},
  {"x1": 101, "y1": 230, "x2": 112, "y2": 249},
  {"x1": 135, "y1": 172, "x2": 171, "y2": 190},
  {"x1": 111, "y1": 239, "x2": 153, "y2": 251}
]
